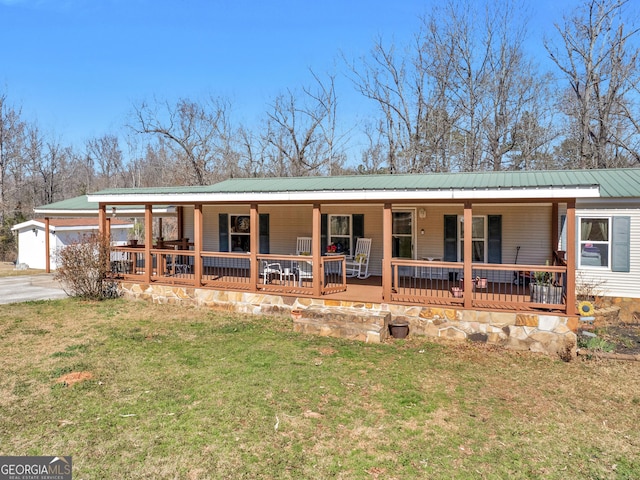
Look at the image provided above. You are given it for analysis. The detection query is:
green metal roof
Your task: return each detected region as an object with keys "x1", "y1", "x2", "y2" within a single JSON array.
[
  {"x1": 90, "y1": 168, "x2": 640, "y2": 198},
  {"x1": 35, "y1": 195, "x2": 174, "y2": 213}
]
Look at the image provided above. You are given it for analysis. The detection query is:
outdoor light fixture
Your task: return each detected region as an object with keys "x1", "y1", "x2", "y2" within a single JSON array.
[
  {"x1": 112, "y1": 207, "x2": 117, "y2": 218},
  {"x1": 418, "y1": 208, "x2": 427, "y2": 219},
  {"x1": 32, "y1": 228, "x2": 38, "y2": 236}
]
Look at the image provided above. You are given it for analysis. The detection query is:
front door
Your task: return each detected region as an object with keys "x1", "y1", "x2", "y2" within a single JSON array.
[{"x1": 392, "y1": 210, "x2": 414, "y2": 276}]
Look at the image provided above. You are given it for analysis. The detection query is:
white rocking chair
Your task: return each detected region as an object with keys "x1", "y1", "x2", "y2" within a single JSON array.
[
  {"x1": 345, "y1": 238, "x2": 372, "y2": 279},
  {"x1": 261, "y1": 260, "x2": 282, "y2": 284},
  {"x1": 296, "y1": 237, "x2": 313, "y2": 256}
]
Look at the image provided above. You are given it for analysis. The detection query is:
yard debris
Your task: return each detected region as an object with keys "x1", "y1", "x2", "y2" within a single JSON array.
[{"x1": 302, "y1": 410, "x2": 323, "y2": 419}]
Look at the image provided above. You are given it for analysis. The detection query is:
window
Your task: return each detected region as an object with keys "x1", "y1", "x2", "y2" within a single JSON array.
[
  {"x1": 580, "y1": 217, "x2": 609, "y2": 268},
  {"x1": 230, "y1": 215, "x2": 250, "y2": 252},
  {"x1": 459, "y1": 216, "x2": 486, "y2": 262},
  {"x1": 328, "y1": 215, "x2": 351, "y2": 254}
]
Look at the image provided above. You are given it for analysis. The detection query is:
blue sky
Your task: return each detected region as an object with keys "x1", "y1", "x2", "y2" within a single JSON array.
[{"x1": 1, "y1": 0, "x2": 572, "y2": 155}]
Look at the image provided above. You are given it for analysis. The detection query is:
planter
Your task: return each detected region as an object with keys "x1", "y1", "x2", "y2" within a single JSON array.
[
  {"x1": 451, "y1": 286, "x2": 463, "y2": 298},
  {"x1": 474, "y1": 277, "x2": 488, "y2": 289},
  {"x1": 529, "y1": 284, "x2": 563, "y2": 304},
  {"x1": 290, "y1": 309, "x2": 303, "y2": 320},
  {"x1": 128, "y1": 239, "x2": 138, "y2": 246},
  {"x1": 389, "y1": 321, "x2": 409, "y2": 339}
]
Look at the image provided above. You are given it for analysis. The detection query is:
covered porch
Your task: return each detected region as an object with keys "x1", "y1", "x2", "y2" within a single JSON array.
[{"x1": 100, "y1": 198, "x2": 577, "y2": 316}]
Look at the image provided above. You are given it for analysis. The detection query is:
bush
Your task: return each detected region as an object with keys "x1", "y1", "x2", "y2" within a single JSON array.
[{"x1": 54, "y1": 233, "x2": 121, "y2": 300}]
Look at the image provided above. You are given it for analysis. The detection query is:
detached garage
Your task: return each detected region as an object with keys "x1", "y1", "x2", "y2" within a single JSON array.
[{"x1": 11, "y1": 218, "x2": 133, "y2": 270}]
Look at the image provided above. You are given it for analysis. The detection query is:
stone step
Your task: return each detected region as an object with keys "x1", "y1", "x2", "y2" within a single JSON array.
[{"x1": 293, "y1": 306, "x2": 391, "y2": 343}]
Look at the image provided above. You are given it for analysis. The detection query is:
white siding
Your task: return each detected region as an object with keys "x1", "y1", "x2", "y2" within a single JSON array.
[
  {"x1": 574, "y1": 202, "x2": 640, "y2": 299},
  {"x1": 188, "y1": 203, "x2": 558, "y2": 280}
]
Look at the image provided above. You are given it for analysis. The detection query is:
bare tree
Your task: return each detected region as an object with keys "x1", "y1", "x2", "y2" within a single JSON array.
[
  {"x1": 546, "y1": 0, "x2": 640, "y2": 168},
  {"x1": 129, "y1": 97, "x2": 237, "y2": 185},
  {"x1": 86, "y1": 134, "x2": 124, "y2": 189},
  {"x1": 348, "y1": 0, "x2": 553, "y2": 173},
  {"x1": 263, "y1": 72, "x2": 344, "y2": 176},
  {"x1": 0, "y1": 93, "x2": 25, "y2": 223}
]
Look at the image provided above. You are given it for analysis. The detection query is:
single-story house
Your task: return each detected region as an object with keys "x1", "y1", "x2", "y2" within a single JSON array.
[{"x1": 34, "y1": 168, "x2": 640, "y2": 356}]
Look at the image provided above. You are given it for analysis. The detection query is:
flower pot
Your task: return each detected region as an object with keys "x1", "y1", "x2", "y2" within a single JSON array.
[
  {"x1": 530, "y1": 284, "x2": 563, "y2": 304},
  {"x1": 389, "y1": 322, "x2": 409, "y2": 339},
  {"x1": 291, "y1": 309, "x2": 303, "y2": 320},
  {"x1": 128, "y1": 239, "x2": 138, "y2": 246},
  {"x1": 451, "y1": 286, "x2": 463, "y2": 298}
]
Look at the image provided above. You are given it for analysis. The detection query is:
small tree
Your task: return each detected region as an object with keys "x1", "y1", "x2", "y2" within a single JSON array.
[{"x1": 54, "y1": 232, "x2": 120, "y2": 299}]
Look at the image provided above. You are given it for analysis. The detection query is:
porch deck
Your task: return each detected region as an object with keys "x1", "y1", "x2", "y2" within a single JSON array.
[{"x1": 110, "y1": 247, "x2": 569, "y2": 314}]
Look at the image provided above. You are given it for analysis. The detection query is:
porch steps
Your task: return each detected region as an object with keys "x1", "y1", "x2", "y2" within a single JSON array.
[{"x1": 293, "y1": 306, "x2": 391, "y2": 343}]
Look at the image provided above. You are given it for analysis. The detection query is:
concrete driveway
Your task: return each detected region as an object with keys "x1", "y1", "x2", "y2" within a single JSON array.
[{"x1": 0, "y1": 274, "x2": 69, "y2": 304}]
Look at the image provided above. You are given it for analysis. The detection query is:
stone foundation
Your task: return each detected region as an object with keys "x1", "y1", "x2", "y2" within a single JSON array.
[{"x1": 119, "y1": 282, "x2": 577, "y2": 358}]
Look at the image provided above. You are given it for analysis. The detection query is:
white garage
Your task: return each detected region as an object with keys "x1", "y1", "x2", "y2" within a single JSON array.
[{"x1": 11, "y1": 218, "x2": 133, "y2": 270}]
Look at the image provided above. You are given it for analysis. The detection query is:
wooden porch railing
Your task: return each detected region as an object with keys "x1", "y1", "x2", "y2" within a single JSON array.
[
  {"x1": 391, "y1": 259, "x2": 569, "y2": 313},
  {"x1": 110, "y1": 247, "x2": 347, "y2": 296}
]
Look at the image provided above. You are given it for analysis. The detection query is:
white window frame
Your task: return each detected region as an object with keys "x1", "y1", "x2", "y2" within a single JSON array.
[
  {"x1": 458, "y1": 215, "x2": 487, "y2": 263},
  {"x1": 328, "y1": 214, "x2": 352, "y2": 254},
  {"x1": 578, "y1": 216, "x2": 611, "y2": 269}
]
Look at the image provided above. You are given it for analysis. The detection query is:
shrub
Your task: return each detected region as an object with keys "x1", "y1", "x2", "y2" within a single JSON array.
[{"x1": 54, "y1": 233, "x2": 120, "y2": 300}]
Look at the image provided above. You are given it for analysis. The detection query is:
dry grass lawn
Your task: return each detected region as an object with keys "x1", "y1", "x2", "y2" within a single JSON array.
[{"x1": 0, "y1": 297, "x2": 638, "y2": 479}]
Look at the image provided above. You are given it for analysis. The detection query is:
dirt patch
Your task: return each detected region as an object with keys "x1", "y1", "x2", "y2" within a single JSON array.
[
  {"x1": 317, "y1": 346, "x2": 337, "y2": 356},
  {"x1": 56, "y1": 371, "x2": 93, "y2": 387},
  {"x1": 579, "y1": 312, "x2": 640, "y2": 356},
  {"x1": 597, "y1": 322, "x2": 640, "y2": 355}
]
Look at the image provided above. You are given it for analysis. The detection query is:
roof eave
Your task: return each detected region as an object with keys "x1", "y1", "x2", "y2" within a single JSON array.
[{"x1": 87, "y1": 186, "x2": 600, "y2": 204}]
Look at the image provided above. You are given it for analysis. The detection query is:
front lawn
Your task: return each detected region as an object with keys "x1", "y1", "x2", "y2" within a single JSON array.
[{"x1": 1, "y1": 299, "x2": 638, "y2": 479}]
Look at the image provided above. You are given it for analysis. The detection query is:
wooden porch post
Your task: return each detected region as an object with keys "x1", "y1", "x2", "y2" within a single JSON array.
[
  {"x1": 144, "y1": 204, "x2": 153, "y2": 284},
  {"x1": 312, "y1": 203, "x2": 322, "y2": 297},
  {"x1": 551, "y1": 202, "x2": 559, "y2": 257},
  {"x1": 44, "y1": 217, "x2": 51, "y2": 273},
  {"x1": 565, "y1": 200, "x2": 576, "y2": 315},
  {"x1": 194, "y1": 204, "x2": 203, "y2": 287},
  {"x1": 463, "y1": 201, "x2": 473, "y2": 309},
  {"x1": 98, "y1": 204, "x2": 107, "y2": 274},
  {"x1": 177, "y1": 206, "x2": 184, "y2": 240},
  {"x1": 249, "y1": 203, "x2": 259, "y2": 292},
  {"x1": 382, "y1": 203, "x2": 392, "y2": 301}
]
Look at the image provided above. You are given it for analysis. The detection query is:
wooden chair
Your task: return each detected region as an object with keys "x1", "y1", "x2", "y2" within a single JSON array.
[
  {"x1": 296, "y1": 237, "x2": 312, "y2": 256},
  {"x1": 345, "y1": 238, "x2": 372, "y2": 279},
  {"x1": 296, "y1": 260, "x2": 314, "y2": 286}
]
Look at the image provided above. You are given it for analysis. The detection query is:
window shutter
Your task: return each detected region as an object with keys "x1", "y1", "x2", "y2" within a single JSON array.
[
  {"x1": 218, "y1": 213, "x2": 229, "y2": 252},
  {"x1": 612, "y1": 216, "x2": 630, "y2": 272},
  {"x1": 321, "y1": 214, "x2": 328, "y2": 254},
  {"x1": 488, "y1": 215, "x2": 502, "y2": 264},
  {"x1": 559, "y1": 215, "x2": 567, "y2": 252},
  {"x1": 259, "y1": 214, "x2": 269, "y2": 254},
  {"x1": 352, "y1": 214, "x2": 364, "y2": 255},
  {"x1": 443, "y1": 215, "x2": 458, "y2": 261}
]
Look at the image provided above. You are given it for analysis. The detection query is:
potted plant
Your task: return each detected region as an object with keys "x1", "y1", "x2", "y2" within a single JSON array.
[{"x1": 530, "y1": 261, "x2": 563, "y2": 304}]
